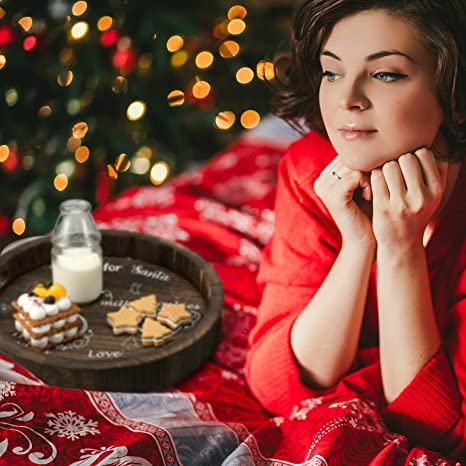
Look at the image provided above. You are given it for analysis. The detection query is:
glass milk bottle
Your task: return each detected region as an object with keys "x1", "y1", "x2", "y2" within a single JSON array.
[{"x1": 51, "y1": 199, "x2": 103, "y2": 304}]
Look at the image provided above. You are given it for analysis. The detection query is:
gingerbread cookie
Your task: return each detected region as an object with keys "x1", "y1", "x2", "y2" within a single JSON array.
[
  {"x1": 141, "y1": 318, "x2": 173, "y2": 347},
  {"x1": 157, "y1": 303, "x2": 192, "y2": 329},
  {"x1": 128, "y1": 294, "x2": 157, "y2": 317},
  {"x1": 106, "y1": 306, "x2": 143, "y2": 335}
]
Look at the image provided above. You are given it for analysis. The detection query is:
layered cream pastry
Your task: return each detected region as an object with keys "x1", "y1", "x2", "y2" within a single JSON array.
[{"x1": 12, "y1": 282, "x2": 82, "y2": 351}]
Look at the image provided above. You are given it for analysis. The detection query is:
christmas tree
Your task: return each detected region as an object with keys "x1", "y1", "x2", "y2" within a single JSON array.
[{"x1": 0, "y1": 0, "x2": 292, "y2": 248}]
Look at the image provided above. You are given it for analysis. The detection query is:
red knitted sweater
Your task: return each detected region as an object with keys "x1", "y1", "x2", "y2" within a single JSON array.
[{"x1": 245, "y1": 131, "x2": 466, "y2": 456}]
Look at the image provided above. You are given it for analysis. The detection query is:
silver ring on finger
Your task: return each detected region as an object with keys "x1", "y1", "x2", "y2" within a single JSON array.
[{"x1": 331, "y1": 170, "x2": 342, "y2": 180}]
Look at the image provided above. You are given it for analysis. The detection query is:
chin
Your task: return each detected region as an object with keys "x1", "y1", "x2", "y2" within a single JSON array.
[{"x1": 337, "y1": 149, "x2": 388, "y2": 172}]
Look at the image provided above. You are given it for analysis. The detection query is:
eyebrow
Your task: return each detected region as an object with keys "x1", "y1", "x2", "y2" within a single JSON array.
[{"x1": 321, "y1": 49, "x2": 416, "y2": 63}]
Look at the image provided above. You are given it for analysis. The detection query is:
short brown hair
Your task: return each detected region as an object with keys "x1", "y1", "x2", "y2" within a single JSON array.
[{"x1": 272, "y1": 0, "x2": 466, "y2": 161}]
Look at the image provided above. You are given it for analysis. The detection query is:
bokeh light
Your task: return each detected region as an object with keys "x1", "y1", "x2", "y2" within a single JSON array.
[
  {"x1": 192, "y1": 80, "x2": 211, "y2": 99},
  {"x1": 0, "y1": 145, "x2": 9, "y2": 162},
  {"x1": 38, "y1": 105, "x2": 52, "y2": 117},
  {"x1": 72, "y1": 1, "x2": 87, "y2": 16},
  {"x1": 18, "y1": 17, "x2": 33, "y2": 32},
  {"x1": 256, "y1": 60, "x2": 275, "y2": 81},
  {"x1": 166, "y1": 35, "x2": 184, "y2": 52},
  {"x1": 54, "y1": 174, "x2": 69, "y2": 191},
  {"x1": 215, "y1": 111, "x2": 236, "y2": 130},
  {"x1": 138, "y1": 53, "x2": 153, "y2": 69},
  {"x1": 60, "y1": 48, "x2": 75, "y2": 66},
  {"x1": 75, "y1": 146, "x2": 90, "y2": 163},
  {"x1": 131, "y1": 156, "x2": 151, "y2": 175},
  {"x1": 12, "y1": 218, "x2": 26, "y2": 236},
  {"x1": 0, "y1": 55, "x2": 6, "y2": 69},
  {"x1": 71, "y1": 21, "x2": 89, "y2": 40},
  {"x1": 23, "y1": 36, "x2": 37, "y2": 51},
  {"x1": 114, "y1": 153, "x2": 131, "y2": 172},
  {"x1": 228, "y1": 5, "x2": 248, "y2": 20},
  {"x1": 97, "y1": 16, "x2": 113, "y2": 31},
  {"x1": 236, "y1": 67, "x2": 254, "y2": 84},
  {"x1": 72, "y1": 121, "x2": 88, "y2": 139},
  {"x1": 219, "y1": 40, "x2": 240, "y2": 58},
  {"x1": 56, "y1": 160, "x2": 75, "y2": 177},
  {"x1": 112, "y1": 76, "x2": 127, "y2": 94},
  {"x1": 67, "y1": 99, "x2": 80, "y2": 115},
  {"x1": 240, "y1": 110, "x2": 260, "y2": 129},
  {"x1": 170, "y1": 50, "x2": 188, "y2": 67},
  {"x1": 227, "y1": 18, "x2": 246, "y2": 35},
  {"x1": 5, "y1": 89, "x2": 18, "y2": 106},
  {"x1": 150, "y1": 161, "x2": 170, "y2": 185},
  {"x1": 195, "y1": 51, "x2": 214, "y2": 69},
  {"x1": 67, "y1": 137, "x2": 81, "y2": 152},
  {"x1": 107, "y1": 164, "x2": 118, "y2": 180},
  {"x1": 57, "y1": 70, "x2": 73, "y2": 87},
  {"x1": 127, "y1": 101, "x2": 146, "y2": 120},
  {"x1": 213, "y1": 21, "x2": 229, "y2": 40},
  {"x1": 167, "y1": 90, "x2": 185, "y2": 107}
]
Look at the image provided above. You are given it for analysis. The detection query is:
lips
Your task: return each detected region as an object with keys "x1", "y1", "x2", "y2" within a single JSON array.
[{"x1": 338, "y1": 126, "x2": 377, "y2": 141}]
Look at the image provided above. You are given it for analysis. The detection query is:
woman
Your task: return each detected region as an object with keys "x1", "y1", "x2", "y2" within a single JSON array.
[{"x1": 245, "y1": 0, "x2": 466, "y2": 459}]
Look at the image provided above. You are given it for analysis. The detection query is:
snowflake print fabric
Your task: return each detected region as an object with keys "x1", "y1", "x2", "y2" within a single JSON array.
[{"x1": 45, "y1": 411, "x2": 100, "y2": 441}]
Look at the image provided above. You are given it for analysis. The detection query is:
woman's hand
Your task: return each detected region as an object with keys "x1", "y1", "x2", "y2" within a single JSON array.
[
  {"x1": 371, "y1": 147, "x2": 448, "y2": 250},
  {"x1": 314, "y1": 155, "x2": 375, "y2": 246}
]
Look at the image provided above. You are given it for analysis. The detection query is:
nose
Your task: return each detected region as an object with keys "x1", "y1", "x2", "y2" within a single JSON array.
[{"x1": 338, "y1": 78, "x2": 370, "y2": 111}]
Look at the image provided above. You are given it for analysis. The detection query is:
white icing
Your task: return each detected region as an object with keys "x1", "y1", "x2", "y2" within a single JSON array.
[
  {"x1": 44, "y1": 305, "x2": 59, "y2": 316},
  {"x1": 30, "y1": 336, "x2": 48, "y2": 348},
  {"x1": 33, "y1": 323, "x2": 52, "y2": 335},
  {"x1": 106, "y1": 318, "x2": 138, "y2": 335},
  {"x1": 23, "y1": 299, "x2": 36, "y2": 313},
  {"x1": 29, "y1": 305, "x2": 46, "y2": 321},
  {"x1": 67, "y1": 314, "x2": 78, "y2": 323},
  {"x1": 49, "y1": 333, "x2": 64, "y2": 344},
  {"x1": 52, "y1": 319, "x2": 65, "y2": 329},
  {"x1": 18, "y1": 293, "x2": 30, "y2": 307},
  {"x1": 65, "y1": 327, "x2": 78, "y2": 337},
  {"x1": 44, "y1": 303, "x2": 59, "y2": 315},
  {"x1": 57, "y1": 297, "x2": 71, "y2": 311},
  {"x1": 15, "y1": 320, "x2": 23, "y2": 332}
]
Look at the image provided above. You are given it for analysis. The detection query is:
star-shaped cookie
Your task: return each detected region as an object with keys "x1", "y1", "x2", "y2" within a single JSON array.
[
  {"x1": 106, "y1": 306, "x2": 143, "y2": 335},
  {"x1": 157, "y1": 303, "x2": 192, "y2": 329},
  {"x1": 128, "y1": 294, "x2": 157, "y2": 317},
  {"x1": 141, "y1": 318, "x2": 173, "y2": 347}
]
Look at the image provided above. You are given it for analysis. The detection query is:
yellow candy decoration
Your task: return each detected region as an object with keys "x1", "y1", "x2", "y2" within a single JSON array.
[
  {"x1": 48, "y1": 282, "x2": 67, "y2": 300},
  {"x1": 33, "y1": 284, "x2": 49, "y2": 298}
]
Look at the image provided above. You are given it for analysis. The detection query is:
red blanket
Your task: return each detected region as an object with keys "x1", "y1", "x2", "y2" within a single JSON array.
[{"x1": 0, "y1": 124, "x2": 462, "y2": 465}]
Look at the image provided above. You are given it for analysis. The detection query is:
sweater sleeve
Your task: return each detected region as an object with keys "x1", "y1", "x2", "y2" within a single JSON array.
[
  {"x1": 244, "y1": 141, "x2": 343, "y2": 416},
  {"x1": 382, "y1": 251, "x2": 466, "y2": 459}
]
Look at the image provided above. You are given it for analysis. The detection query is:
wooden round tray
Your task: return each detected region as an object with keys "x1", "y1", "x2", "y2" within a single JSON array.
[{"x1": 0, "y1": 230, "x2": 223, "y2": 392}]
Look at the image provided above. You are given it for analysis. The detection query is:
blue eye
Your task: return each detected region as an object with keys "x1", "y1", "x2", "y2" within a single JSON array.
[
  {"x1": 322, "y1": 71, "x2": 340, "y2": 82},
  {"x1": 373, "y1": 72, "x2": 407, "y2": 82}
]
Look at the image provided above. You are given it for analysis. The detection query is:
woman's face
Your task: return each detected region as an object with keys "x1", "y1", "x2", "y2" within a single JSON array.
[{"x1": 319, "y1": 10, "x2": 444, "y2": 172}]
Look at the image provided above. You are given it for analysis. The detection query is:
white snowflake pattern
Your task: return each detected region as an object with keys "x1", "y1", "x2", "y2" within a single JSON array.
[
  {"x1": 289, "y1": 397, "x2": 324, "y2": 421},
  {"x1": 211, "y1": 171, "x2": 275, "y2": 204},
  {"x1": 238, "y1": 238, "x2": 261, "y2": 263},
  {"x1": 45, "y1": 410, "x2": 100, "y2": 441},
  {"x1": 211, "y1": 151, "x2": 239, "y2": 170},
  {"x1": 0, "y1": 381, "x2": 16, "y2": 401}
]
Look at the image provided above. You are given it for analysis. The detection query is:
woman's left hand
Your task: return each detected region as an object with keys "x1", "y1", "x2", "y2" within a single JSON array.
[{"x1": 370, "y1": 147, "x2": 448, "y2": 249}]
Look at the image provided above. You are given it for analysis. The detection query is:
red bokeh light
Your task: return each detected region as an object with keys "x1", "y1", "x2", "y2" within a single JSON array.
[{"x1": 101, "y1": 29, "x2": 118, "y2": 47}]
